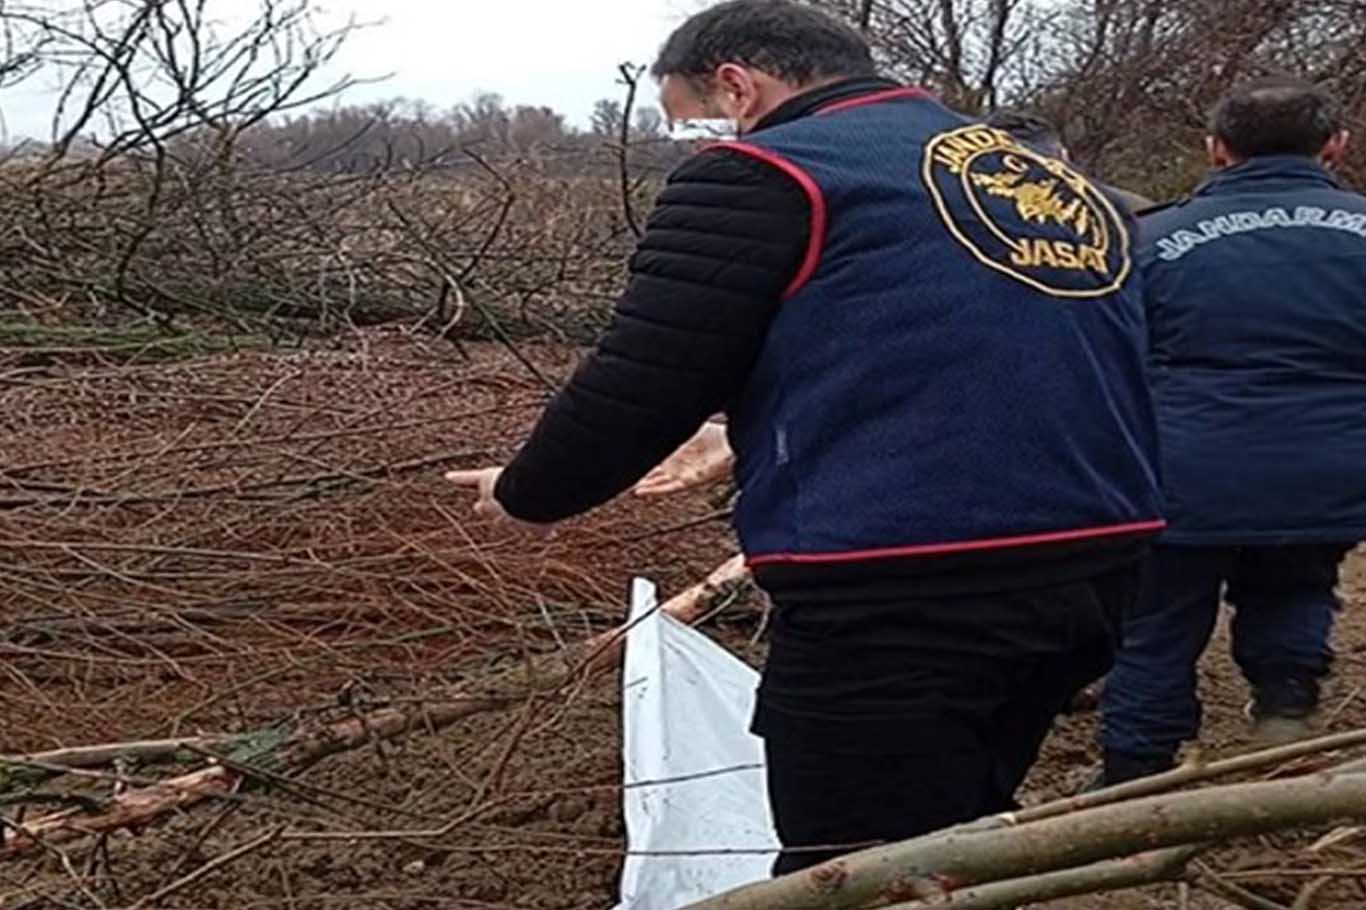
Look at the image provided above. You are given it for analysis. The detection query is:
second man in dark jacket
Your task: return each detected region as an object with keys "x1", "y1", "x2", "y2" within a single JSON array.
[{"x1": 1101, "y1": 77, "x2": 1365, "y2": 784}]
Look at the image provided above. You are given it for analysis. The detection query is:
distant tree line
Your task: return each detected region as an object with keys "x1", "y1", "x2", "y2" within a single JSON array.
[{"x1": 226, "y1": 94, "x2": 688, "y2": 178}]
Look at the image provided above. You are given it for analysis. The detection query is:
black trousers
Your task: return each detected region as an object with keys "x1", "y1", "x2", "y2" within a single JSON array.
[
  {"x1": 1102, "y1": 543, "x2": 1350, "y2": 764},
  {"x1": 757, "y1": 565, "x2": 1140, "y2": 876}
]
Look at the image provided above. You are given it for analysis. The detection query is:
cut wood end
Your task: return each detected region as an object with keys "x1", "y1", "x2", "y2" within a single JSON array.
[{"x1": 0, "y1": 766, "x2": 238, "y2": 858}]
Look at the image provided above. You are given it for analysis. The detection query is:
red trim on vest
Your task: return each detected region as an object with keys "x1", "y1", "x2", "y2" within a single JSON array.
[
  {"x1": 709, "y1": 141, "x2": 827, "y2": 299},
  {"x1": 746, "y1": 520, "x2": 1167, "y2": 567},
  {"x1": 816, "y1": 86, "x2": 934, "y2": 116}
]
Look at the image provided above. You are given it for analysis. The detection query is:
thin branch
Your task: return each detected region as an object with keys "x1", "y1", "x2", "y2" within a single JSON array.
[
  {"x1": 1191, "y1": 861, "x2": 1293, "y2": 910},
  {"x1": 615, "y1": 62, "x2": 646, "y2": 239}
]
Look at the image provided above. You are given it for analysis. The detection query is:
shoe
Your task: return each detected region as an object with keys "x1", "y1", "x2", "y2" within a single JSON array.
[{"x1": 1245, "y1": 699, "x2": 1315, "y2": 747}]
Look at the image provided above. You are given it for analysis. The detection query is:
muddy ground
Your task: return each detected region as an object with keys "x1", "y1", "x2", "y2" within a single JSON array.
[{"x1": 3, "y1": 335, "x2": 1365, "y2": 909}]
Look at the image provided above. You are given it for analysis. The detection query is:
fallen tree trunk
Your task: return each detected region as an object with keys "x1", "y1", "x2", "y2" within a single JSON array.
[{"x1": 681, "y1": 771, "x2": 1366, "y2": 910}]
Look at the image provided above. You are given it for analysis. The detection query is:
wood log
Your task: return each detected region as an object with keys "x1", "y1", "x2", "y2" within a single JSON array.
[
  {"x1": 886, "y1": 844, "x2": 1207, "y2": 910},
  {"x1": 680, "y1": 772, "x2": 1366, "y2": 910}
]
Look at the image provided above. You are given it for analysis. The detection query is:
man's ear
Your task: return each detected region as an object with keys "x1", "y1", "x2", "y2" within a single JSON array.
[
  {"x1": 1207, "y1": 135, "x2": 1237, "y2": 169},
  {"x1": 713, "y1": 63, "x2": 762, "y2": 121},
  {"x1": 1321, "y1": 129, "x2": 1351, "y2": 170}
]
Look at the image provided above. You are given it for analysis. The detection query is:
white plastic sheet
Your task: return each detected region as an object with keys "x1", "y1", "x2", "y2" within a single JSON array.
[{"x1": 615, "y1": 578, "x2": 779, "y2": 909}]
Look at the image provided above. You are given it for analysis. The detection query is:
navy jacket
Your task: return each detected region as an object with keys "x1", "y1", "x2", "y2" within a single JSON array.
[
  {"x1": 723, "y1": 89, "x2": 1164, "y2": 565},
  {"x1": 1140, "y1": 156, "x2": 1366, "y2": 544}
]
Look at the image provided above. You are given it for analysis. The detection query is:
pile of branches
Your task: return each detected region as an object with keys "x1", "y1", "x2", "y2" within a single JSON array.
[
  {"x1": 0, "y1": 328, "x2": 746, "y2": 908},
  {"x1": 0, "y1": 335, "x2": 648, "y2": 751},
  {"x1": 2, "y1": 326, "x2": 1363, "y2": 908},
  {"x1": 6, "y1": 518, "x2": 1366, "y2": 910},
  {"x1": 686, "y1": 731, "x2": 1366, "y2": 910},
  {"x1": 10, "y1": 731, "x2": 1366, "y2": 909},
  {"x1": 4, "y1": 333, "x2": 1366, "y2": 909}
]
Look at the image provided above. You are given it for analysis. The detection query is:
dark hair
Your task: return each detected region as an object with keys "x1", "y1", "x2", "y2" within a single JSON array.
[
  {"x1": 651, "y1": 0, "x2": 876, "y2": 86},
  {"x1": 985, "y1": 109, "x2": 1066, "y2": 158},
  {"x1": 1211, "y1": 76, "x2": 1344, "y2": 159}
]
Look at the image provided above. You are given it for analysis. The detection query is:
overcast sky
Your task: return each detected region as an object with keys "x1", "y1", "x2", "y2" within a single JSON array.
[{"x1": 1, "y1": 0, "x2": 702, "y2": 142}]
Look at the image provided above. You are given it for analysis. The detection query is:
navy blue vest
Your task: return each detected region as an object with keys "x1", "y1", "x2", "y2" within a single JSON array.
[{"x1": 720, "y1": 89, "x2": 1164, "y2": 566}]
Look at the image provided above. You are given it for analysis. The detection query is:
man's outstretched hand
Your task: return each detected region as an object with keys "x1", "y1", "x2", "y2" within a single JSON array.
[
  {"x1": 634, "y1": 422, "x2": 735, "y2": 497},
  {"x1": 445, "y1": 467, "x2": 554, "y2": 536},
  {"x1": 448, "y1": 421, "x2": 733, "y2": 530}
]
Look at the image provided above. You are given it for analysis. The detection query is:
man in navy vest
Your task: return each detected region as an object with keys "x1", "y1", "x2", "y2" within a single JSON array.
[
  {"x1": 1100, "y1": 77, "x2": 1365, "y2": 785},
  {"x1": 449, "y1": 0, "x2": 1163, "y2": 874}
]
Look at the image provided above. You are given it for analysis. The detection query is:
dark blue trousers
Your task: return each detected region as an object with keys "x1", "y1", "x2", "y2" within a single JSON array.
[{"x1": 1102, "y1": 543, "x2": 1350, "y2": 763}]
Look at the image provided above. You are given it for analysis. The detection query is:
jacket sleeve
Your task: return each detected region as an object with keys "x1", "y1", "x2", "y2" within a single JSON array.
[{"x1": 492, "y1": 147, "x2": 811, "y2": 523}]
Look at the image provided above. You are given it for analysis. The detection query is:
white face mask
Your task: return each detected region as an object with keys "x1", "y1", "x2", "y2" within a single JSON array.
[{"x1": 697, "y1": 96, "x2": 743, "y2": 138}]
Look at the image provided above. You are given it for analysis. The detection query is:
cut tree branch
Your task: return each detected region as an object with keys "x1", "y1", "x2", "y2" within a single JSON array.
[
  {"x1": 681, "y1": 771, "x2": 1366, "y2": 910},
  {"x1": 894, "y1": 843, "x2": 1210, "y2": 910}
]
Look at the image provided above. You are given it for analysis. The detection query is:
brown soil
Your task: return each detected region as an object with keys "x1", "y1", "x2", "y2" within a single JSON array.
[{"x1": 4, "y1": 335, "x2": 1365, "y2": 909}]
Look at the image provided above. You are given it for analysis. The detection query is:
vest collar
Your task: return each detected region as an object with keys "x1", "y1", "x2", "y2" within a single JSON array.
[
  {"x1": 751, "y1": 77, "x2": 902, "y2": 134},
  {"x1": 1194, "y1": 156, "x2": 1343, "y2": 198}
]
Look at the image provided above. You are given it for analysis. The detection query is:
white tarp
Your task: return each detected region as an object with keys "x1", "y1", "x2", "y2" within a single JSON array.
[{"x1": 615, "y1": 578, "x2": 779, "y2": 909}]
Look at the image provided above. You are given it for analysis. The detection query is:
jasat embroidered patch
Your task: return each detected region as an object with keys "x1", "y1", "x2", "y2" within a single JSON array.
[{"x1": 923, "y1": 125, "x2": 1131, "y2": 298}]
